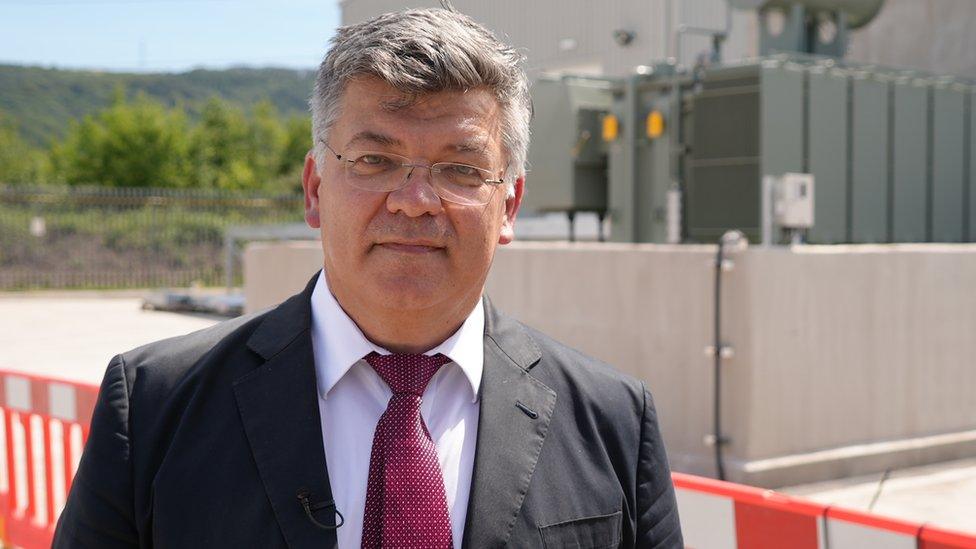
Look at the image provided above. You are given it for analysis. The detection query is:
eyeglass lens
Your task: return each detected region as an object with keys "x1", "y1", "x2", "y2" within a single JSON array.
[{"x1": 342, "y1": 151, "x2": 499, "y2": 206}]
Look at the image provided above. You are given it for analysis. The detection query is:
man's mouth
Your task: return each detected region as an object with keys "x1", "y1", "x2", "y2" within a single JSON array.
[{"x1": 376, "y1": 241, "x2": 444, "y2": 254}]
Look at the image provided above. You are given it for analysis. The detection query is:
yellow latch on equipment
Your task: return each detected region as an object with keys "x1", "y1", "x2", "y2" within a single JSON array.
[
  {"x1": 646, "y1": 110, "x2": 665, "y2": 139},
  {"x1": 602, "y1": 114, "x2": 619, "y2": 142}
]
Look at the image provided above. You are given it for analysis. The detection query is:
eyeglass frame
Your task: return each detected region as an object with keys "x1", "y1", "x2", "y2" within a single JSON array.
[{"x1": 318, "y1": 140, "x2": 507, "y2": 205}]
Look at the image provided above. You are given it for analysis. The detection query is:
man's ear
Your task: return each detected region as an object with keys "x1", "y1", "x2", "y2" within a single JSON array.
[
  {"x1": 302, "y1": 152, "x2": 322, "y2": 229},
  {"x1": 498, "y1": 175, "x2": 524, "y2": 245}
]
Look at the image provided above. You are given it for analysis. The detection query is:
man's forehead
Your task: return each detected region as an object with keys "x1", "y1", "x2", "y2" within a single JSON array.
[
  {"x1": 336, "y1": 78, "x2": 502, "y2": 152},
  {"x1": 340, "y1": 77, "x2": 500, "y2": 123}
]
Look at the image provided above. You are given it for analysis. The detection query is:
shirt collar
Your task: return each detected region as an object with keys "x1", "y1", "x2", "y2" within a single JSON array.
[{"x1": 309, "y1": 270, "x2": 484, "y2": 403}]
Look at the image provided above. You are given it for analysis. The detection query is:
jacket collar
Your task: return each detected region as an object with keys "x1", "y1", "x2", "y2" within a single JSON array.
[{"x1": 482, "y1": 294, "x2": 543, "y2": 372}]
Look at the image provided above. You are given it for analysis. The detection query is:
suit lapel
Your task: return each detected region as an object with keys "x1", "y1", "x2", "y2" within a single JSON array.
[
  {"x1": 234, "y1": 275, "x2": 338, "y2": 549},
  {"x1": 232, "y1": 283, "x2": 555, "y2": 548},
  {"x1": 462, "y1": 298, "x2": 557, "y2": 548}
]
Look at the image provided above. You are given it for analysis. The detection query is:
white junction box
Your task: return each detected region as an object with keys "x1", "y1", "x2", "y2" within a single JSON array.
[{"x1": 772, "y1": 172, "x2": 815, "y2": 229}]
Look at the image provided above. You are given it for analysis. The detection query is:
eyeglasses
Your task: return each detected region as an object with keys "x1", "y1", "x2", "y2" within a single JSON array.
[{"x1": 320, "y1": 141, "x2": 505, "y2": 206}]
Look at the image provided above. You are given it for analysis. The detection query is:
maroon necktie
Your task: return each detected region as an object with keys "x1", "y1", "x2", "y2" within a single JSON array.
[{"x1": 362, "y1": 352, "x2": 454, "y2": 549}]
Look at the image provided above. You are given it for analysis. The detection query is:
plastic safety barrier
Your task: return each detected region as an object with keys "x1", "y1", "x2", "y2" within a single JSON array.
[
  {"x1": 0, "y1": 371, "x2": 97, "y2": 548},
  {"x1": 1, "y1": 369, "x2": 974, "y2": 549},
  {"x1": 674, "y1": 472, "x2": 976, "y2": 548}
]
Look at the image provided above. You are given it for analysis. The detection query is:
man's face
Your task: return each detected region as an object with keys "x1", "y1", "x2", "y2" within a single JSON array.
[{"x1": 302, "y1": 77, "x2": 523, "y2": 317}]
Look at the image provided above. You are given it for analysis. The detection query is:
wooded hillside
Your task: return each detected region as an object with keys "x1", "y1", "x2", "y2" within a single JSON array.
[{"x1": 0, "y1": 64, "x2": 315, "y2": 146}]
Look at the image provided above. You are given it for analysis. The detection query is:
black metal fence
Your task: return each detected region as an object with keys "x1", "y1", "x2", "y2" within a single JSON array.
[{"x1": 0, "y1": 185, "x2": 304, "y2": 290}]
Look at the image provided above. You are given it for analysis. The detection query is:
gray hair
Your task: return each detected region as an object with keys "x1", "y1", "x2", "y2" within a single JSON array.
[{"x1": 310, "y1": 8, "x2": 531, "y2": 195}]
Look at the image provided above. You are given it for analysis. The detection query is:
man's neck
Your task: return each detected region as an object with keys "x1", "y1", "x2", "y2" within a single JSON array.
[
  {"x1": 358, "y1": 311, "x2": 469, "y2": 354},
  {"x1": 325, "y1": 274, "x2": 481, "y2": 355}
]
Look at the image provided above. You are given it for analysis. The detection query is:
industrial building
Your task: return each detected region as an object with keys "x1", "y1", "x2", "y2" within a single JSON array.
[
  {"x1": 342, "y1": 0, "x2": 976, "y2": 245},
  {"x1": 292, "y1": 0, "x2": 976, "y2": 490},
  {"x1": 341, "y1": 0, "x2": 976, "y2": 80}
]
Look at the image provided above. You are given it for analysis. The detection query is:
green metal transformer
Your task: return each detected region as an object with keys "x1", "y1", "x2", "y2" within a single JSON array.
[
  {"x1": 524, "y1": 0, "x2": 975, "y2": 244},
  {"x1": 527, "y1": 58, "x2": 975, "y2": 244},
  {"x1": 522, "y1": 77, "x2": 614, "y2": 215}
]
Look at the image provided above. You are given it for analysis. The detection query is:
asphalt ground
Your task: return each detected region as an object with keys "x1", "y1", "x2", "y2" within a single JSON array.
[
  {"x1": 0, "y1": 293, "x2": 220, "y2": 384},
  {"x1": 1, "y1": 293, "x2": 973, "y2": 535}
]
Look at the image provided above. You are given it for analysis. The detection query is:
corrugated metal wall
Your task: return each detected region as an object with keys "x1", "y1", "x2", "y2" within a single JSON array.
[
  {"x1": 848, "y1": 0, "x2": 976, "y2": 80},
  {"x1": 339, "y1": 0, "x2": 757, "y2": 76},
  {"x1": 340, "y1": 0, "x2": 976, "y2": 79}
]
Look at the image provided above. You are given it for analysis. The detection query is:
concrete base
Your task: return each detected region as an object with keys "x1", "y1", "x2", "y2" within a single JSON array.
[
  {"x1": 243, "y1": 241, "x2": 976, "y2": 488},
  {"x1": 724, "y1": 429, "x2": 976, "y2": 488}
]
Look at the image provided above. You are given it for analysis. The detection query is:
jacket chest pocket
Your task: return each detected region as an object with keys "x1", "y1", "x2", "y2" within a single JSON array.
[{"x1": 538, "y1": 511, "x2": 622, "y2": 549}]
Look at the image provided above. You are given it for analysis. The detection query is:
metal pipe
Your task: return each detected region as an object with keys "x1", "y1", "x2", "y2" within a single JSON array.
[
  {"x1": 712, "y1": 237, "x2": 728, "y2": 481},
  {"x1": 710, "y1": 230, "x2": 746, "y2": 480},
  {"x1": 675, "y1": 0, "x2": 733, "y2": 66}
]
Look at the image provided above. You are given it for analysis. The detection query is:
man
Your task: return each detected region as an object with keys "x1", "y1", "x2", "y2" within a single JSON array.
[{"x1": 54, "y1": 8, "x2": 682, "y2": 548}]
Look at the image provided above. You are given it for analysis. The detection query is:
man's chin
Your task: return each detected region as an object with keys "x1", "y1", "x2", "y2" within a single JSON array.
[{"x1": 368, "y1": 273, "x2": 447, "y2": 311}]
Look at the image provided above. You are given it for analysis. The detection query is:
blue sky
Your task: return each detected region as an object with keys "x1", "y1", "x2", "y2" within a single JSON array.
[{"x1": 0, "y1": 0, "x2": 340, "y2": 73}]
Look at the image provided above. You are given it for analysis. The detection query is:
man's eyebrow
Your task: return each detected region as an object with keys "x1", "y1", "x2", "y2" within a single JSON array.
[
  {"x1": 346, "y1": 131, "x2": 402, "y2": 148},
  {"x1": 452, "y1": 137, "x2": 489, "y2": 154},
  {"x1": 346, "y1": 131, "x2": 490, "y2": 156}
]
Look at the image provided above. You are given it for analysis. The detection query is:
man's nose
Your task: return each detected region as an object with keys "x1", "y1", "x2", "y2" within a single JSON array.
[{"x1": 386, "y1": 166, "x2": 444, "y2": 217}]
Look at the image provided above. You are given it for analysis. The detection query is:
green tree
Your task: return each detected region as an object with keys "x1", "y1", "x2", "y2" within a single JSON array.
[
  {"x1": 267, "y1": 115, "x2": 312, "y2": 194},
  {"x1": 188, "y1": 97, "x2": 255, "y2": 190},
  {"x1": 53, "y1": 93, "x2": 191, "y2": 187},
  {"x1": 43, "y1": 90, "x2": 309, "y2": 192},
  {"x1": 0, "y1": 111, "x2": 49, "y2": 184},
  {"x1": 280, "y1": 116, "x2": 311, "y2": 174},
  {"x1": 189, "y1": 97, "x2": 301, "y2": 191},
  {"x1": 248, "y1": 100, "x2": 286, "y2": 182}
]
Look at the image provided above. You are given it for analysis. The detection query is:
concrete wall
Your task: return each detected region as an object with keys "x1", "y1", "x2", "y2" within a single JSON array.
[
  {"x1": 244, "y1": 241, "x2": 976, "y2": 487},
  {"x1": 243, "y1": 241, "x2": 324, "y2": 314}
]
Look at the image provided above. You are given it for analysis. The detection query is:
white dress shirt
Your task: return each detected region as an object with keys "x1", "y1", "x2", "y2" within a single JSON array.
[{"x1": 309, "y1": 271, "x2": 483, "y2": 548}]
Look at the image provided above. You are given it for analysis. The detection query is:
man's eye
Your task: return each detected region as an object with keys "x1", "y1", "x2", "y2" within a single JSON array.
[
  {"x1": 350, "y1": 154, "x2": 397, "y2": 176},
  {"x1": 444, "y1": 164, "x2": 479, "y2": 177},
  {"x1": 359, "y1": 155, "x2": 390, "y2": 166}
]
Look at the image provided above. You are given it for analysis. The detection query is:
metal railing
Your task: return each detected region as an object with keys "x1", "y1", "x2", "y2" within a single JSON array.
[{"x1": 0, "y1": 185, "x2": 303, "y2": 290}]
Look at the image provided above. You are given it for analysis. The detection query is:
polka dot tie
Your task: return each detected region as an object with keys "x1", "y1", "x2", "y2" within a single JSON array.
[{"x1": 361, "y1": 352, "x2": 454, "y2": 549}]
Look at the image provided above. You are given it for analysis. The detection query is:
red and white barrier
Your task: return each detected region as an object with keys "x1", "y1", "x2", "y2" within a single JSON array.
[
  {"x1": 0, "y1": 369, "x2": 973, "y2": 549},
  {"x1": 675, "y1": 472, "x2": 824, "y2": 548},
  {"x1": 0, "y1": 370, "x2": 97, "y2": 548},
  {"x1": 674, "y1": 472, "x2": 976, "y2": 549}
]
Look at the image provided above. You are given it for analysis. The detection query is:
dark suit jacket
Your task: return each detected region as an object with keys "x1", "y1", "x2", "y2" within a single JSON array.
[{"x1": 53, "y1": 275, "x2": 682, "y2": 548}]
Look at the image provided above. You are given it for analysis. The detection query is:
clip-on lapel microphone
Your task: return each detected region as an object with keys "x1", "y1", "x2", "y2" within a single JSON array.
[{"x1": 297, "y1": 488, "x2": 345, "y2": 530}]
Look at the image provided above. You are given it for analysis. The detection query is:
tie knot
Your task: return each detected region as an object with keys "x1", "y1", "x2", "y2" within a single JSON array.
[{"x1": 365, "y1": 352, "x2": 451, "y2": 396}]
